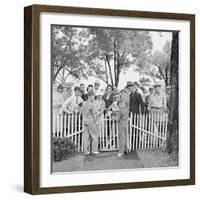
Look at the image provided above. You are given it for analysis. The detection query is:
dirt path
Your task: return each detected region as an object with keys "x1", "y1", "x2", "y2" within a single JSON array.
[{"x1": 53, "y1": 151, "x2": 144, "y2": 172}]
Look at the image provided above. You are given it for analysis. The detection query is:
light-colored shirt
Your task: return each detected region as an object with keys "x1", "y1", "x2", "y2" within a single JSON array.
[
  {"x1": 109, "y1": 101, "x2": 120, "y2": 112},
  {"x1": 121, "y1": 93, "x2": 130, "y2": 107},
  {"x1": 81, "y1": 100, "x2": 96, "y2": 125},
  {"x1": 94, "y1": 87, "x2": 101, "y2": 94},
  {"x1": 149, "y1": 92, "x2": 167, "y2": 109},
  {"x1": 62, "y1": 90, "x2": 72, "y2": 101},
  {"x1": 61, "y1": 95, "x2": 83, "y2": 113},
  {"x1": 53, "y1": 91, "x2": 64, "y2": 108},
  {"x1": 118, "y1": 106, "x2": 129, "y2": 122},
  {"x1": 94, "y1": 99, "x2": 105, "y2": 124}
]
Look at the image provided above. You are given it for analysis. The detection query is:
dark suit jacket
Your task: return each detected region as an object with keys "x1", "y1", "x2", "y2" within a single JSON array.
[
  {"x1": 129, "y1": 91, "x2": 144, "y2": 114},
  {"x1": 81, "y1": 91, "x2": 88, "y2": 101},
  {"x1": 102, "y1": 93, "x2": 113, "y2": 109}
]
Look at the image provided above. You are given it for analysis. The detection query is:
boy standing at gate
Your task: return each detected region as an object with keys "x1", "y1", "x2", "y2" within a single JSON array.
[
  {"x1": 81, "y1": 90, "x2": 99, "y2": 155},
  {"x1": 116, "y1": 98, "x2": 129, "y2": 157}
]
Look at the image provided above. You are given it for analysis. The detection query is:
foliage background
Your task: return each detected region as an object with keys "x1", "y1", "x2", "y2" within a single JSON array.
[{"x1": 52, "y1": 25, "x2": 172, "y2": 88}]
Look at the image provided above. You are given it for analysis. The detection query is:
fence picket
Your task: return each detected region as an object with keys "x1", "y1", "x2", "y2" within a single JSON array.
[
  {"x1": 142, "y1": 114, "x2": 145, "y2": 149},
  {"x1": 147, "y1": 114, "x2": 149, "y2": 149},
  {"x1": 56, "y1": 114, "x2": 59, "y2": 137},
  {"x1": 63, "y1": 113, "x2": 66, "y2": 137},
  {"x1": 116, "y1": 120, "x2": 119, "y2": 149},
  {"x1": 158, "y1": 113, "x2": 162, "y2": 148},
  {"x1": 101, "y1": 115, "x2": 103, "y2": 150},
  {"x1": 164, "y1": 113, "x2": 168, "y2": 140},
  {"x1": 112, "y1": 120, "x2": 115, "y2": 149},
  {"x1": 156, "y1": 113, "x2": 159, "y2": 148},
  {"x1": 139, "y1": 114, "x2": 142, "y2": 149},
  {"x1": 128, "y1": 114, "x2": 131, "y2": 151},
  {"x1": 60, "y1": 113, "x2": 64, "y2": 138},
  {"x1": 144, "y1": 114, "x2": 148, "y2": 149},
  {"x1": 109, "y1": 116, "x2": 112, "y2": 150},
  {"x1": 52, "y1": 113, "x2": 56, "y2": 137},
  {"x1": 133, "y1": 114, "x2": 136, "y2": 150},
  {"x1": 74, "y1": 112, "x2": 78, "y2": 146},
  {"x1": 105, "y1": 114, "x2": 108, "y2": 150},
  {"x1": 151, "y1": 113, "x2": 154, "y2": 148},
  {"x1": 137, "y1": 114, "x2": 139, "y2": 149}
]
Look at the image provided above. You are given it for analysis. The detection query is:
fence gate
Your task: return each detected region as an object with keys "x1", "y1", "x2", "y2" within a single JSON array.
[
  {"x1": 99, "y1": 114, "x2": 119, "y2": 151},
  {"x1": 52, "y1": 112, "x2": 84, "y2": 152},
  {"x1": 127, "y1": 113, "x2": 168, "y2": 151},
  {"x1": 52, "y1": 111, "x2": 168, "y2": 152}
]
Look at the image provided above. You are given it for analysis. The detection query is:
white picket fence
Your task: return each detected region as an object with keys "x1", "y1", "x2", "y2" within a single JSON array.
[
  {"x1": 53, "y1": 112, "x2": 84, "y2": 152},
  {"x1": 127, "y1": 113, "x2": 168, "y2": 151},
  {"x1": 99, "y1": 113, "x2": 119, "y2": 151},
  {"x1": 52, "y1": 111, "x2": 168, "y2": 152}
]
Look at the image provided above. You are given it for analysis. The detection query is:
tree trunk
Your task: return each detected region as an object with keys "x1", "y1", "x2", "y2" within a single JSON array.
[
  {"x1": 114, "y1": 41, "x2": 117, "y2": 86},
  {"x1": 104, "y1": 59, "x2": 109, "y2": 84},
  {"x1": 166, "y1": 32, "x2": 179, "y2": 154},
  {"x1": 115, "y1": 62, "x2": 121, "y2": 88},
  {"x1": 165, "y1": 63, "x2": 170, "y2": 86},
  {"x1": 106, "y1": 55, "x2": 114, "y2": 87}
]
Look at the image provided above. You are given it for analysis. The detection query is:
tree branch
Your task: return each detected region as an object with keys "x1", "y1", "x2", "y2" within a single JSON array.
[{"x1": 156, "y1": 65, "x2": 166, "y2": 83}]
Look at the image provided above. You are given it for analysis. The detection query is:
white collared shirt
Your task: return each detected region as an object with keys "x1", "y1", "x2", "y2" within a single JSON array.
[
  {"x1": 61, "y1": 95, "x2": 83, "y2": 113},
  {"x1": 149, "y1": 92, "x2": 167, "y2": 109},
  {"x1": 53, "y1": 91, "x2": 64, "y2": 108}
]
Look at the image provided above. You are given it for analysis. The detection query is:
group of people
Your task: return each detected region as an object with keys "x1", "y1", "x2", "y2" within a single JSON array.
[{"x1": 53, "y1": 79, "x2": 169, "y2": 157}]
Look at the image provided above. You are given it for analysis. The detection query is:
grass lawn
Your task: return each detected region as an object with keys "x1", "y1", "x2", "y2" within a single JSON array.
[
  {"x1": 137, "y1": 149, "x2": 178, "y2": 168},
  {"x1": 52, "y1": 151, "x2": 144, "y2": 173},
  {"x1": 52, "y1": 149, "x2": 178, "y2": 173}
]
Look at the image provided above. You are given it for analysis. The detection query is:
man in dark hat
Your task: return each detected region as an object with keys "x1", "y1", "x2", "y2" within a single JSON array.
[
  {"x1": 127, "y1": 82, "x2": 144, "y2": 149},
  {"x1": 128, "y1": 81, "x2": 144, "y2": 115},
  {"x1": 126, "y1": 81, "x2": 133, "y2": 87}
]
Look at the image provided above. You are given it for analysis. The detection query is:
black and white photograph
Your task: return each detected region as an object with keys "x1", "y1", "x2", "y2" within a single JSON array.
[
  {"x1": 51, "y1": 25, "x2": 179, "y2": 173},
  {"x1": 22, "y1": 4, "x2": 195, "y2": 194}
]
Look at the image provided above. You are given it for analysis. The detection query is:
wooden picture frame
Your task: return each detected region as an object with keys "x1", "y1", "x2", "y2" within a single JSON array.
[{"x1": 24, "y1": 4, "x2": 195, "y2": 194}]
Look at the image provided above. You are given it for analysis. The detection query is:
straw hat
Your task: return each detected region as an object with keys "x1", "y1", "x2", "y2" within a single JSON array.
[
  {"x1": 94, "y1": 80, "x2": 100, "y2": 85},
  {"x1": 112, "y1": 89, "x2": 121, "y2": 97},
  {"x1": 62, "y1": 82, "x2": 75, "y2": 89},
  {"x1": 126, "y1": 81, "x2": 134, "y2": 88}
]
